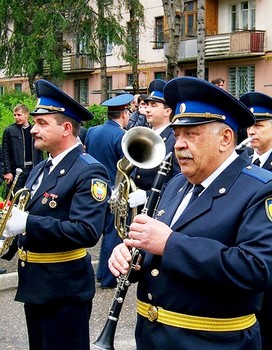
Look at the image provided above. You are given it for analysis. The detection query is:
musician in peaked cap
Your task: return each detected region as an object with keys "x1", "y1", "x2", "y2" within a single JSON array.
[
  {"x1": 85, "y1": 93, "x2": 133, "y2": 288},
  {"x1": 240, "y1": 91, "x2": 272, "y2": 350},
  {"x1": 1, "y1": 79, "x2": 111, "y2": 350},
  {"x1": 127, "y1": 79, "x2": 179, "y2": 211},
  {"x1": 109, "y1": 77, "x2": 272, "y2": 350}
]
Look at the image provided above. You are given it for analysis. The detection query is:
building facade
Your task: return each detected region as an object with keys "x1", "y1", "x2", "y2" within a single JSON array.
[{"x1": 0, "y1": 0, "x2": 271, "y2": 104}]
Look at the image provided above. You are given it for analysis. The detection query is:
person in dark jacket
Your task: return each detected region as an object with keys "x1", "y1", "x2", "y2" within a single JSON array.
[
  {"x1": 1, "y1": 80, "x2": 111, "y2": 350},
  {"x1": 109, "y1": 77, "x2": 272, "y2": 350},
  {"x1": 85, "y1": 93, "x2": 134, "y2": 288},
  {"x1": 240, "y1": 91, "x2": 272, "y2": 350},
  {"x1": 126, "y1": 93, "x2": 149, "y2": 130},
  {"x1": 2, "y1": 104, "x2": 43, "y2": 191}
]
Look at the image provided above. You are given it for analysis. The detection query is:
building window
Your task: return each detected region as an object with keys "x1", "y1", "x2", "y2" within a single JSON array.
[
  {"x1": 185, "y1": 69, "x2": 209, "y2": 81},
  {"x1": 154, "y1": 72, "x2": 166, "y2": 80},
  {"x1": 182, "y1": 1, "x2": 197, "y2": 37},
  {"x1": 127, "y1": 74, "x2": 134, "y2": 87},
  {"x1": 228, "y1": 65, "x2": 255, "y2": 98},
  {"x1": 15, "y1": 83, "x2": 22, "y2": 92},
  {"x1": 154, "y1": 16, "x2": 164, "y2": 49},
  {"x1": 230, "y1": 1, "x2": 256, "y2": 32},
  {"x1": 75, "y1": 79, "x2": 89, "y2": 105},
  {"x1": 0, "y1": 85, "x2": 4, "y2": 96}
]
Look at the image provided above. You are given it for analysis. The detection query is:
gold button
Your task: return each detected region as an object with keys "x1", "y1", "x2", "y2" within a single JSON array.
[
  {"x1": 151, "y1": 269, "x2": 159, "y2": 277},
  {"x1": 136, "y1": 175, "x2": 141, "y2": 179},
  {"x1": 21, "y1": 261, "x2": 25, "y2": 267}
]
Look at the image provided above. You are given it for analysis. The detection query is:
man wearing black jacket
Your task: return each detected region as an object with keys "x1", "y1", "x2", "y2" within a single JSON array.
[{"x1": 2, "y1": 104, "x2": 43, "y2": 192}]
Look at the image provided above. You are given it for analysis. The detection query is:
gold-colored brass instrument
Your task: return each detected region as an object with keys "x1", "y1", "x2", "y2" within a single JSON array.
[
  {"x1": 94, "y1": 128, "x2": 171, "y2": 350},
  {"x1": 109, "y1": 126, "x2": 166, "y2": 240},
  {"x1": 0, "y1": 168, "x2": 30, "y2": 255}
]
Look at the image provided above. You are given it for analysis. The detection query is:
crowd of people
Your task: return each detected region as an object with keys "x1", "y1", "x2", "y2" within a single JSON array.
[{"x1": 1, "y1": 76, "x2": 272, "y2": 350}]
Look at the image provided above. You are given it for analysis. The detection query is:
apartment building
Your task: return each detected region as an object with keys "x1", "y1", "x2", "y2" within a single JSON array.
[{"x1": 0, "y1": 0, "x2": 271, "y2": 104}]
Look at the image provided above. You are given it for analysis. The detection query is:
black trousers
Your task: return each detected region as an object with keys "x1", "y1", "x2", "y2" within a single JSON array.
[{"x1": 24, "y1": 299, "x2": 92, "y2": 350}]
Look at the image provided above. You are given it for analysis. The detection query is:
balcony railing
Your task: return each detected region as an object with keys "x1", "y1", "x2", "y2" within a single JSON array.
[
  {"x1": 177, "y1": 30, "x2": 266, "y2": 61},
  {"x1": 44, "y1": 54, "x2": 94, "y2": 75}
]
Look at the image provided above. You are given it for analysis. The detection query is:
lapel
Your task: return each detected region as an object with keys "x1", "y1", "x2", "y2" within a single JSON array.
[
  {"x1": 157, "y1": 181, "x2": 191, "y2": 224},
  {"x1": 26, "y1": 145, "x2": 83, "y2": 208},
  {"x1": 262, "y1": 152, "x2": 272, "y2": 172},
  {"x1": 26, "y1": 161, "x2": 46, "y2": 191},
  {"x1": 170, "y1": 152, "x2": 250, "y2": 230},
  {"x1": 160, "y1": 126, "x2": 172, "y2": 143}
]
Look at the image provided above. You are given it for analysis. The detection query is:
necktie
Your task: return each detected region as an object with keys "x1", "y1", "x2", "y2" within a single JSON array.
[
  {"x1": 170, "y1": 184, "x2": 204, "y2": 226},
  {"x1": 41, "y1": 160, "x2": 52, "y2": 182},
  {"x1": 253, "y1": 158, "x2": 260, "y2": 166},
  {"x1": 187, "y1": 184, "x2": 204, "y2": 207}
]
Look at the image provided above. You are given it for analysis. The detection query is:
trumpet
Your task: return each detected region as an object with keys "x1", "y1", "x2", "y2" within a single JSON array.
[{"x1": 0, "y1": 168, "x2": 30, "y2": 255}]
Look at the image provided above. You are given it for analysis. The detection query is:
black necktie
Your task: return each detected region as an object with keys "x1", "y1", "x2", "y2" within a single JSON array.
[
  {"x1": 253, "y1": 158, "x2": 260, "y2": 167},
  {"x1": 41, "y1": 160, "x2": 52, "y2": 182},
  {"x1": 187, "y1": 184, "x2": 204, "y2": 207}
]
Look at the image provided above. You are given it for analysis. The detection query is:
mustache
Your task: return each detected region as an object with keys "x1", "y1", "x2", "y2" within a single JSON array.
[{"x1": 175, "y1": 150, "x2": 193, "y2": 159}]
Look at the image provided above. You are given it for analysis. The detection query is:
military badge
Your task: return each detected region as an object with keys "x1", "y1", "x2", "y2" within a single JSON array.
[
  {"x1": 265, "y1": 198, "x2": 272, "y2": 222},
  {"x1": 91, "y1": 179, "x2": 107, "y2": 202}
]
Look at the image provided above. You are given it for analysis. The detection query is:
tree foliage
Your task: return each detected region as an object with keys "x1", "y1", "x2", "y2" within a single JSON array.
[{"x1": 0, "y1": 0, "x2": 127, "y2": 94}]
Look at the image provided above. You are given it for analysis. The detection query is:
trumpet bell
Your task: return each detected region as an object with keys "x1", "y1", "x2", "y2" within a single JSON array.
[{"x1": 122, "y1": 126, "x2": 166, "y2": 169}]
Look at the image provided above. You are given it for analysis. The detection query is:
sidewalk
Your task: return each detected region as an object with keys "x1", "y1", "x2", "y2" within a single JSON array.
[{"x1": 0, "y1": 241, "x2": 137, "y2": 350}]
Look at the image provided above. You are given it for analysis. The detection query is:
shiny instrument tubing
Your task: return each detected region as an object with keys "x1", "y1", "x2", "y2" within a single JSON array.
[
  {"x1": 94, "y1": 152, "x2": 172, "y2": 350},
  {"x1": 0, "y1": 168, "x2": 30, "y2": 255},
  {"x1": 109, "y1": 126, "x2": 166, "y2": 240}
]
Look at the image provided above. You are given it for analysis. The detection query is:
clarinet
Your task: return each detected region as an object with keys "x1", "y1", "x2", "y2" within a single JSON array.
[{"x1": 93, "y1": 152, "x2": 173, "y2": 350}]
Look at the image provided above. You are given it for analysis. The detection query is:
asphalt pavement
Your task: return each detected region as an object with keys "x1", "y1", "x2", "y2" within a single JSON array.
[{"x1": 0, "y1": 243, "x2": 137, "y2": 350}]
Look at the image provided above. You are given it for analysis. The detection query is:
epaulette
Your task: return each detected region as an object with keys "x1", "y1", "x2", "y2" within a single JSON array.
[
  {"x1": 79, "y1": 153, "x2": 98, "y2": 165},
  {"x1": 242, "y1": 165, "x2": 272, "y2": 183}
]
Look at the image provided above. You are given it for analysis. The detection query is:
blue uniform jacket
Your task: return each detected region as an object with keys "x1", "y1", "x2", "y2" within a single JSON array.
[
  {"x1": 135, "y1": 151, "x2": 272, "y2": 350},
  {"x1": 131, "y1": 126, "x2": 180, "y2": 191},
  {"x1": 255, "y1": 151, "x2": 272, "y2": 350},
  {"x1": 13, "y1": 145, "x2": 111, "y2": 304},
  {"x1": 85, "y1": 119, "x2": 125, "y2": 186}
]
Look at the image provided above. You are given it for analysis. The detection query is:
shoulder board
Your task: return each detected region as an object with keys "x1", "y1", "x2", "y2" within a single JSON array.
[
  {"x1": 242, "y1": 165, "x2": 272, "y2": 184},
  {"x1": 79, "y1": 153, "x2": 98, "y2": 165}
]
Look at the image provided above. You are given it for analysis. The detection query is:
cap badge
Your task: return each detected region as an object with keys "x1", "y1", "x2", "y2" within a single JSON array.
[
  {"x1": 265, "y1": 198, "x2": 272, "y2": 222},
  {"x1": 250, "y1": 107, "x2": 254, "y2": 113},
  {"x1": 180, "y1": 103, "x2": 186, "y2": 114},
  {"x1": 150, "y1": 91, "x2": 155, "y2": 96},
  {"x1": 91, "y1": 179, "x2": 107, "y2": 202}
]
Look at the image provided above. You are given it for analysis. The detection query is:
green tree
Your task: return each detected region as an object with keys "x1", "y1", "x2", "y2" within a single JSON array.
[{"x1": 0, "y1": 0, "x2": 127, "y2": 96}]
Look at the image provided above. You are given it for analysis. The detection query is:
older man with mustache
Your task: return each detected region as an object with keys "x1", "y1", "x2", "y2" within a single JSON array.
[{"x1": 108, "y1": 77, "x2": 272, "y2": 350}]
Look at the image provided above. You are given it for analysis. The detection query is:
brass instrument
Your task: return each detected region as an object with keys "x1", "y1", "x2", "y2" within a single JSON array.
[
  {"x1": 94, "y1": 152, "x2": 173, "y2": 350},
  {"x1": 109, "y1": 126, "x2": 166, "y2": 240},
  {"x1": 0, "y1": 168, "x2": 30, "y2": 255}
]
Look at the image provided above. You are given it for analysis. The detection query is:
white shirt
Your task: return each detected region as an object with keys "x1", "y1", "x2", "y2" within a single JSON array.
[
  {"x1": 31, "y1": 143, "x2": 79, "y2": 196},
  {"x1": 252, "y1": 148, "x2": 272, "y2": 167},
  {"x1": 170, "y1": 151, "x2": 239, "y2": 227}
]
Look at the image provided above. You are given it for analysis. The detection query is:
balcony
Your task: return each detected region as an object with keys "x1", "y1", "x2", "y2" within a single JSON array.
[
  {"x1": 44, "y1": 54, "x2": 94, "y2": 75},
  {"x1": 177, "y1": 30, "x2": 266, "y2": 62}
]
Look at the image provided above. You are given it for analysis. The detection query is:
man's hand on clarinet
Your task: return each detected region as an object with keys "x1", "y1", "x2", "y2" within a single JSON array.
[
  {"x1": 108, "y1": 243, "x2": 133, "y2": 277},
  {"x1": 126, "y1": 214, "x2": 172, "y2": 256}
]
